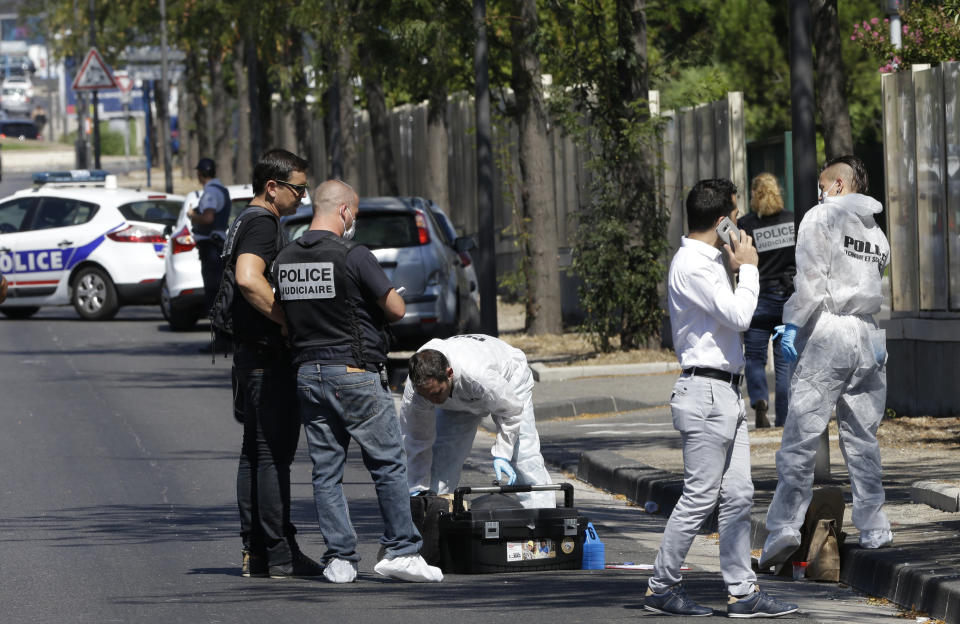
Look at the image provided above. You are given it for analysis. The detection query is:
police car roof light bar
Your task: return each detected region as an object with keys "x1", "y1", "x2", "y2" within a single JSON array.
[{"x1": 32, "y1": 170, "x2": 111, "y2": 185}]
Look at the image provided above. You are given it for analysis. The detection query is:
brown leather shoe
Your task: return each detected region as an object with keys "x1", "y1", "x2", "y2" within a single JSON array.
[{"x1": 754, "y1": 400, "x2": 771, "y2": 429}]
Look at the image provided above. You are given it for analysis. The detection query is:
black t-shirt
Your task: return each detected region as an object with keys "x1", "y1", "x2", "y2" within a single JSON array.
[
  {"x1": 230, "y1": 211, "x2": 285, "y2": 345},
  {"x1": 298, "y1": 229, "x2": 393, "y2": 363},
  {"x1": 737, "y1": 210, "x2": 797, "y2": 294}
]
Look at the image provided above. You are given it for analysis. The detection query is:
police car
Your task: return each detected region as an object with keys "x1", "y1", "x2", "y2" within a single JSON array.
[
  {"x1": 160, "y1": 184, "x2": 311, "y2": 330},
  {"x1": 0, "y1": 170, "x2": 183, "y2": 320}
]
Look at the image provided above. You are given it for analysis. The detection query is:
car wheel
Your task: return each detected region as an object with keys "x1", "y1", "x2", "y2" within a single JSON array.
[
  {"x1": 71, "y1": 266, "x2": 119, "y2": 320},
  {"x1": 1, "y1": 306, "x2": 40, "y2": 319},
  {"x1": 159, "y1": 278, "x2": 172, "y2": 321}
]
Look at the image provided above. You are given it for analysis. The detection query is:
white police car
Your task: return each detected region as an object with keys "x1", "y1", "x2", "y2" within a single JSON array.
[
  {"x1": 0, "y1": 170, "x2": 183, "y2": 320},
  {"x1": 160, "y1": 184, "x2": 311, "y2": 330}
]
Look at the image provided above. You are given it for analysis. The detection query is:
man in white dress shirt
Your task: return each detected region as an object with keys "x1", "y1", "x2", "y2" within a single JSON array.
[{"x1": 644, "y1": 179, "x2": 797, "y2": 618}]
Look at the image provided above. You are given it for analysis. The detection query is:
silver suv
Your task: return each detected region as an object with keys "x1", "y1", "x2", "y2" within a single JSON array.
[{"x1": 283, "y1": 196, "x2": 479, "y2": 347}]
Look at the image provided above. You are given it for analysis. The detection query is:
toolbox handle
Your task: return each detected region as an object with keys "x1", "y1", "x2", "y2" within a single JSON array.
[{"x1": 452, "y1": 483, "x2": 574, "y2": 512}]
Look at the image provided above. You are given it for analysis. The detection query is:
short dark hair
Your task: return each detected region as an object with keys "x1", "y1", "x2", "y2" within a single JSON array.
[
  {"x1": 196, "y1": 157, "x2": 216, "y2": 177},
  {"x1": 252, "y1": 148, "x2": 310, "y2": 195},
  {"x1": 823, "y1": 154, "x2": 868, "y2": 194},
  {"x1": 686, "y1": 178, "x2": 738, "y2": 232},
  {"x1": 408, "y1": 349, "x2": 449, "y2": 387}
]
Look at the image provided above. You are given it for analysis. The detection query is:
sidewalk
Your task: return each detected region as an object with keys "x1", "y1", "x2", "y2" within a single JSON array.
[{"x1": 529, "y1": 363, "x2": 960, "y2": 624}]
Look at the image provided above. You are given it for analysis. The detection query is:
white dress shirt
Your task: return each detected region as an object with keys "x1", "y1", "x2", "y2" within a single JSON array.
[{"x1": 668, "y1": 237, "x2": 759, "y2": 373}]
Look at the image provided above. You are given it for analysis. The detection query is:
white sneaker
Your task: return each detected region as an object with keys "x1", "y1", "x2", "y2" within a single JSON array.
[
  {"x1": 859, "y1": 529, "x2": 894, "y2": 549},
  {"x1": 758, "y1": 530, "x2": 801, "y2": 569},
  {"x1": 323, "y1": 558, "x2": 358, "y2": 583},
  {"x1": 373, "y1": 554, "x2": 443, "y2": 582}
]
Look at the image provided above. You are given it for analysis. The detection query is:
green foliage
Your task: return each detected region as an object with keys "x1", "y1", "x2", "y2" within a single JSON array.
[
  {"x1": 850, "y1": 2, "x2": 960, "y2": 72},
  {"x1": 545, "y1": 1, "x2": 669, "y2": 351},
  {"x1": 59, "y1": 122, "x2": 132, "y2": 156}
]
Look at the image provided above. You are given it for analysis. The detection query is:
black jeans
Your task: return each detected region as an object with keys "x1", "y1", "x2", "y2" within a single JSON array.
[
  {"x1": 234, "y1": 345, "x2": 301, "y2": 565},
  {"x1": 196, "y1": 238, "x2": 224, "y2": 314}
]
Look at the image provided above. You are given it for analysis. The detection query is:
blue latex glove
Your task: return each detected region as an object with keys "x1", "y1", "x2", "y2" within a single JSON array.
[
  {"x1": 776, "y1": 323, "x2": 799, "y2": 363},
  {"x1": 493, "y1": 458, "x2": 517, "y2": 485}
]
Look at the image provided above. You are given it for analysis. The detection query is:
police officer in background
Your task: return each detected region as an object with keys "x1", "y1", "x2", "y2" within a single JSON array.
[
  {"x1": 188, "y1": 157, "x2": 231, "y2": 353},
  {"x1": 737, "y1": 173, "x2": 796, "y2": 428},
  {"x1": 273, "y1": 179, "x2": 442, "y2": 584}
]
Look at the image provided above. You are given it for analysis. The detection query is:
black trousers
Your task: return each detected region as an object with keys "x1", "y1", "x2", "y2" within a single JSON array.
[
  {"x1": 234, "y1": 346, "x2": 301, "y2": 565},
  {"x1": 196, "y1": 238, "x2": 224, "y2": 314}
]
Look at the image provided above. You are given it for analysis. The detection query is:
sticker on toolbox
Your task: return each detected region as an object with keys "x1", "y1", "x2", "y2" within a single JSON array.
[{"x1": 506, "y1": 539, "x2": 556, "y2": 562}]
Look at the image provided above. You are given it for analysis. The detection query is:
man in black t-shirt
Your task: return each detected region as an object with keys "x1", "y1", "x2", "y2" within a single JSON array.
[
  {"x1": 273, "y1": 179, "x2": 442, "y2": 584},
  {"x1": 228, "y1": 149, "x2": 322, "y2": 579}
]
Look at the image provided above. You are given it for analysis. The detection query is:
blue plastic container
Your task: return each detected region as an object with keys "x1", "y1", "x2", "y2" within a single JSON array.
[{"x1": 581, "y1": 522, "x2": 605, "y2": 570}]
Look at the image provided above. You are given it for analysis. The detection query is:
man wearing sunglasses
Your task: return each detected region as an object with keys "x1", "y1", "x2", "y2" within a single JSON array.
[{"x1": 225, "y1": 149, "x2": 324, "y2": 579}]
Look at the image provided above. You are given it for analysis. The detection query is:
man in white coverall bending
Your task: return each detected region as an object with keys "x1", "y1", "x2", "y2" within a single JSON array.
[
  {"x1": 399, "y1": 334, "x2": 555, "y2": 509},
  {"x1": 759, "y1": 155, "x2": 893, "y2": 570}
]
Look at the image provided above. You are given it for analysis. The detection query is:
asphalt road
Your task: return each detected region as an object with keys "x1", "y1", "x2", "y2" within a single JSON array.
[{"x1": 2, "y1": 307, "x2": 899, "y2": 622}]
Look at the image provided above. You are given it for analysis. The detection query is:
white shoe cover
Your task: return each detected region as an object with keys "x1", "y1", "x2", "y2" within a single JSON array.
[
  {"x1": 859, "y1": 529, "x2": 893, "y2": 549},
  {"x1": 373, "y1": 554, "x2": 443, "y2": 583},
  {"x1": 323, "y1": 558, "x2": 358, "y2": 583},
  {"x1": 759, "y1": 531, "x2": 801, "y2": 569}
]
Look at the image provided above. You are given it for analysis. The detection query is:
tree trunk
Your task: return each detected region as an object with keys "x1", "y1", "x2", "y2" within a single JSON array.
[
  {"x1": 812, "y1": 0, "x2": 854, "y2": 158},
  {"x1": 210, "y1": 50, "x2": 234, "y2": 184},
  {"x1": 234, "y1": 40, "x2": 252, "y2": 184},
  {"x1": 617, "y1": 0, "x2": 649, "y2": 109},
  {"x1": 245, "y1": 38, "x2": 262, "y2": 166},
  {"x1": 426, "y1": 88, "x2": 451, "y2": 212},
  {"x1": 510, "y1": 0, "x2": 562, "y2": 335},
  {"x1": 360, "y1": 47, "x2": 399, "y2": 196},
  {"x1": 337, "y1": 45, "x2": 356, "y2": 184},
  {"x1": 187, "y1": 53, "x2": 210, "y2": 162}
]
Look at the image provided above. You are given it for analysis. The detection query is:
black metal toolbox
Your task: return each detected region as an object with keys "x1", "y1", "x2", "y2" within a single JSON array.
[{"x1": 438, "y1": 483, "x2": 587, "y2": 573}]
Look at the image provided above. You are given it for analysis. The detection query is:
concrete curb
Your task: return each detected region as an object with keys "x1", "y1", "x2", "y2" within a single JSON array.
[
  {"x1": 568, "y1": 448, "x2": 960, "y2": 624},
  {"x1": 911, "y1": 480, "x2": 960, "y2": 513},
  {"x1": 530, "y1": 360, "x2": 680, "y2": 382},
  {"x1": 534, "y1": 395, "x2": 659, "y2": 421}
]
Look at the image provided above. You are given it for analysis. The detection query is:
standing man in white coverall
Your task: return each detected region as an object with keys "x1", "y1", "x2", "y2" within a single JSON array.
[
  {"x1": 399, "y1": 334, "x2": 555, "y2": 509},
  {"x1": 759, "y1": 155, "x2": 893, "y2": 570},
  {"x1": 644, "y1": 178, "x2": 797, "y2": 618}
]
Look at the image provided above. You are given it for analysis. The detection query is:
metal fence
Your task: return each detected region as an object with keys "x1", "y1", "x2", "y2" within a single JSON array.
[{"x1": 882, "y1": 61, "x2": 960, "y2": 313}]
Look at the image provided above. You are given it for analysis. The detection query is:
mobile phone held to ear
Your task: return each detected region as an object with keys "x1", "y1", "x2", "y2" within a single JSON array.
[{"x1": 716, "y1": 217, "x2": 739, "y2": 247}]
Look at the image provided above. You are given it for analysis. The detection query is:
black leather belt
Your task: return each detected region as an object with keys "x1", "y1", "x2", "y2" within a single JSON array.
[{"x1": 683, "y1": 367, "x2": 743, "y2": 385}]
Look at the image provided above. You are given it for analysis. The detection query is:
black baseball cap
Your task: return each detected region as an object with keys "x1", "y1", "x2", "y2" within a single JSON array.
[{"x1": 196, "y1": 158, "x2": 216, "y2": 177}]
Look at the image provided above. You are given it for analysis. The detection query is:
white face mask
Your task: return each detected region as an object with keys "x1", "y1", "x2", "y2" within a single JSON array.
[{"x1": 341, "y1": 209, "x2": 356, "y2": 240}]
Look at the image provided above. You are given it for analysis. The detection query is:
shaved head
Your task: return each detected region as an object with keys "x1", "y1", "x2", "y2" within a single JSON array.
[
  {"x1": 820, "y1": 162, "x2": 855, "y2": 193},
  {"x1": 821, "y1": 155, "x2": 868, "y2": 195},
  {"x1": 313, "y1": 179, "x2": 358, "y2": 216}
]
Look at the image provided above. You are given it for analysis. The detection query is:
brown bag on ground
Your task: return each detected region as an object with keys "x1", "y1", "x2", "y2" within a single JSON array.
[{"x1": 776, "y1": 486, "x2": 846, "y2": 582}]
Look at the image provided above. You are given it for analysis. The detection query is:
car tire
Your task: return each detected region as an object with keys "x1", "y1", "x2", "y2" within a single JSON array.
[
  {"x1": 161, "y1": 279, "x2": 201, "y2": 330},
  {"x1": 159, "y1": 278, "x2": 172, "y2": 322},
  {"x1": 71, "y1": 266, "x2": 119, "y2": 320},
  {"x1": 1, "y1": 306, "x2": 39, "y2": 319}
]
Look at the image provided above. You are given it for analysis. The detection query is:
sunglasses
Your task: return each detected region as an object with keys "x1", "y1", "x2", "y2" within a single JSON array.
[{"x1": 276, "y1": 180, "x2": 308, "y2": 198}]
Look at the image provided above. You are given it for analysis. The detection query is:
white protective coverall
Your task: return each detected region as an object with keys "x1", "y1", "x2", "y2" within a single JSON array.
[
  {"x1": 763, "y1": 192, "x2": 891, "y2": 556},
  {"x1": 399, "y1": 335, "x2": 555, "y2": 508}
]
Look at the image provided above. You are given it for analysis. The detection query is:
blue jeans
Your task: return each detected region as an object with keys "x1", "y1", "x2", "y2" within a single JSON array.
[
  {"x1": 744, "y1": 292, "x2": 792, "y2": 426},
  {"x1": 297, "y1": 364, "x2": 422, "y2": 562},
  {"x1": 234, "y1": 347, "x2": 301, "y2": 566}
]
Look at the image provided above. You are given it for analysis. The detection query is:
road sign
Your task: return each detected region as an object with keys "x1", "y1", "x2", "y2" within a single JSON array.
[
  {"x1": 115, "y1": 74, "x2": 133, "y2": 94},
  {"x1": 73, "y1": 47, "x2": 116, "y2": 91},
  {"x1": 127, "y1": 64, "x2": 184, "y2": 82}
]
